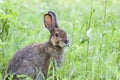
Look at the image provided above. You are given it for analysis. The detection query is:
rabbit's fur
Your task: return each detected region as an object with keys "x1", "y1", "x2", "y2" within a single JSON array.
[{"x1": 6, "y1": 11, "x2": 69, "y2": 80}]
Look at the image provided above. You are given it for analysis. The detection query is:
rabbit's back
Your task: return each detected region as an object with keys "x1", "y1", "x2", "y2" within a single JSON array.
[{"x1": 7, "y1": 43, "x2": 50, "y2": 79}]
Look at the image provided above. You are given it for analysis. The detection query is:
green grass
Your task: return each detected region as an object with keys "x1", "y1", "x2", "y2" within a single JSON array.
[{"x1": 0, "y1": 0, "x2": 120, "y2": 80}]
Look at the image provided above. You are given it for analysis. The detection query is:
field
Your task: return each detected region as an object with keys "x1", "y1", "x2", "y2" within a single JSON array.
[{"x1": 0, "y1": 0, "x2": 120, "y2": 80}]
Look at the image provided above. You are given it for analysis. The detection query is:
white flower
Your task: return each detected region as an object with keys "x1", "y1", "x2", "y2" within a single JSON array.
[{"x1": 86, "y1": 27, "x2": 92, "y2": 40}]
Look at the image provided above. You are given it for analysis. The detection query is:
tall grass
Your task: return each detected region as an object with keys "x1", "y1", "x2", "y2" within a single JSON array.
[{"x1": 0, "y1": 0, "x2": 120, "y2": 80}]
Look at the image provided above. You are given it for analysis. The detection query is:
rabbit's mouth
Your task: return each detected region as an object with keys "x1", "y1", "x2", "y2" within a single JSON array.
[{"x1": 57, "y1": 40, "x2": 69, "y2": 47}]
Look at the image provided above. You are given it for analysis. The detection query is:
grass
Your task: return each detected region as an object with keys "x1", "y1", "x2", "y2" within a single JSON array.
[{"x1": 0, "y1": 0, "x2": 120, "y2": 80}]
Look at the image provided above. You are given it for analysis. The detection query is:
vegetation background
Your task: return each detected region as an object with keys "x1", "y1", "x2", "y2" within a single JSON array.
[{"x1": 0, "y1": 0, "x2": 120, "y2": 80}]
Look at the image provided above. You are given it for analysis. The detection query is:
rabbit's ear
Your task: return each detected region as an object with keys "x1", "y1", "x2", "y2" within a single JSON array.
[
  {"x1": 48, "y1": 11, "x2": 58, "y2": 28},
  {"x1": 44, "y1": 14, "x2": 54, "y2": 31},
  {"x1": 44, "y1": 11, "x2": 58, "y2": 31}
]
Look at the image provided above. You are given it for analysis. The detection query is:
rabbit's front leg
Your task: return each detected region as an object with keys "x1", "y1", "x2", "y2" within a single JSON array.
[{"x1": 53, "y1": 54, "x2": 64, "y2": 70}]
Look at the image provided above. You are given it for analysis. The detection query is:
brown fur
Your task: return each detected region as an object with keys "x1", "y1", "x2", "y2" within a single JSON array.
[{"x1": 6, "y1": 11, "x2": 69, "y2": 80}]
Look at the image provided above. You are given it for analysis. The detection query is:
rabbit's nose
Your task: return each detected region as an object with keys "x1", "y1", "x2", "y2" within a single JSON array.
[{"x1": 64, "y1": 40, "x2": 69, "y2": 44}]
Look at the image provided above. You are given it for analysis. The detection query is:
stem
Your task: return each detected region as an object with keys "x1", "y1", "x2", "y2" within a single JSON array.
[
  {"x1": 104, "y1": 0, "x2": 107, "y2": 26},
  {"x1": 86, "y1": 0, "x2": 94, "y2": 79},
  {"x1": 88, "y1": 0, "x2": 94, "y2": 28}
]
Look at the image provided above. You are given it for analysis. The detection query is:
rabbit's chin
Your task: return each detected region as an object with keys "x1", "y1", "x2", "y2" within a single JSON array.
[{"x1": 58, "y1": 42, "x2": 68, "y2": 48}]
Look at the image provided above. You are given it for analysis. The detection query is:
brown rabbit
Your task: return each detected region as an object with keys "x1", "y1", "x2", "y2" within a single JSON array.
[{"x1": 6, "y1": 11, "x2": 69, "y2": 80}]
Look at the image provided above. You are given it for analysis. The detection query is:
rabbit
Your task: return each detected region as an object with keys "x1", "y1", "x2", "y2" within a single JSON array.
[{"x1": 6, "y1": 11, "x2": 69, "y2": 80}]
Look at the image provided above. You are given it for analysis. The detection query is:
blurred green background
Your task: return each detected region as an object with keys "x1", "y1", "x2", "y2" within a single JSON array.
[{"x1": 0, "y1": 0, "x2": 120, "y2": 80}]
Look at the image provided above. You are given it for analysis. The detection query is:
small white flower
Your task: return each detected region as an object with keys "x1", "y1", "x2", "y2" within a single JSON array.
[{"x1": 86, "y1": 27, "x2": 92, "y2": 40}]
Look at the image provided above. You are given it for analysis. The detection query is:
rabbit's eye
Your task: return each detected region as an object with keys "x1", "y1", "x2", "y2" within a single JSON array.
[{"x1": 55, "y1": 33, "x2": 59, "y2": 37}]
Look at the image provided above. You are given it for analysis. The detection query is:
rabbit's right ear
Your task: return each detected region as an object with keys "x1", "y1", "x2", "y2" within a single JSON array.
[{"x1": 44, "y1": 14, "x2": 54, "y2": 32}]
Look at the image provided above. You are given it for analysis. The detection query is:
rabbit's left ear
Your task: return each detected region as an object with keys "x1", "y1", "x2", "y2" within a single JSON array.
[
  {"x1": 44, "y1": 11, "x2": 58, "y2": 32},
  {"x1": 44, "y1": 14, "x2": 53, "y2": 31}
]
